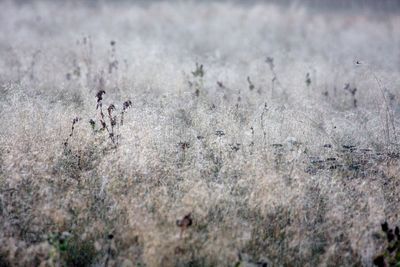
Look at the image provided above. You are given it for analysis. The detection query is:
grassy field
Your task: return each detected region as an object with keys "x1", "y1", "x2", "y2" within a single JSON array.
[{"x1": 0, "y1": 1, "x2": 399, "y2": 266}]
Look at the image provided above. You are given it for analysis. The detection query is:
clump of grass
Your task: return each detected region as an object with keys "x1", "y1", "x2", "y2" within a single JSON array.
[
  {"x1": 47, "y1": 231, "x2": 97, "y2": 267},
  {"x1": 373, "y1": 222, "x2": 400, "y2": 267},
  {"x1": 192, "y1": 63, "x2": 204, "y2": 78},
  {"x1": 67, "y1": 90, "x2": 132, "y2": 149}
]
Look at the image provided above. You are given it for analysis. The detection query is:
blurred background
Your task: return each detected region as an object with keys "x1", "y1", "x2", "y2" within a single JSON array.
[{"x1": 9, "y1": 0, "x2": 400, "y2": 12}]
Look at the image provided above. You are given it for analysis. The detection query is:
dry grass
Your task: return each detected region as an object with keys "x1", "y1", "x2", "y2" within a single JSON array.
[{"x1": 0, "y1": 1, "x2": 400, "y2": 266}]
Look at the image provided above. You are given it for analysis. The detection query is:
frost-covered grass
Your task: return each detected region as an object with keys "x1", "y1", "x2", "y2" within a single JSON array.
[{"x1": 0, "y1": 1, "x2": 400, "y2": 266}]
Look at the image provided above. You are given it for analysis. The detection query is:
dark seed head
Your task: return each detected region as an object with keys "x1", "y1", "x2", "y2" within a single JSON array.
[
  {"x1": 215, "y1": 130, "x2": 225, "y2": 137},
  {"x1": 305, "y1": 73, "x2": 311, "y2": 86},
  {"x1": 174, "y1": 246, "x2": 185, "y2": 255},
  {"x1": 373, "y1": 255, "x2": 385, "y2": 267},
  {"x1": 387, "y1": 244, "x2": 396, "y2": 253},
  {"x1": 110, "y1": 117, "x2": 117, "y2": 126},
  {"x1": 178, "y1": 142, "x2": 190, "y2": 150},
  {"x1": 265, "y1": 57, "x2": 274, "y2": 68},
  {"x1": 123, "y1": 100, "x2": 132, "y2": 110},
  {"x1": 177, "y1": 213, "x2": 192, "y2": 228},
  {"x1": 96, "y1": 90, "x2": 106, "y2": 102},
  {"x1": 247, "y1": 76, "x2": 255, "y2": 90},
  {"x1": 381, "y1": 222, "x2": 389, "y2": 232},
  {"x1": 230, "y1": 143, "x2": 241, "y2": 152},
  {"x1": 108, "y1": 104, "x2": 116, "y2": 116},
  {"x1": 387, "y1": 229, "x2": 395, "y2": 242}
]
